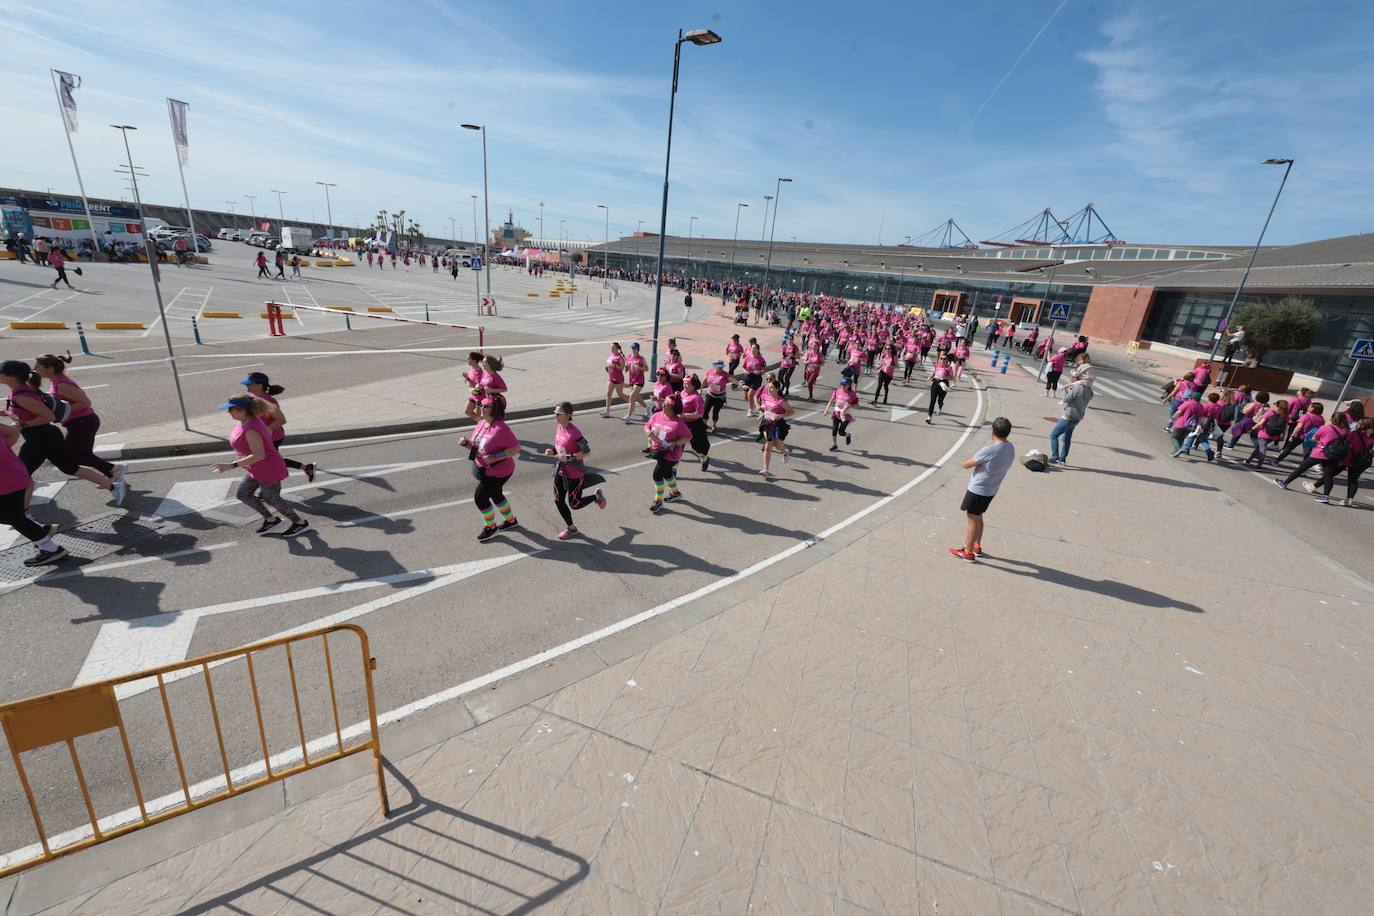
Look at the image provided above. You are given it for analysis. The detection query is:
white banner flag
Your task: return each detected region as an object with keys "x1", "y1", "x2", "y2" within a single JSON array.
[
  {"x1": 167, "y1": 98, "x2": 189, "y2": 167},
  {"x1": 54, "y1": 70, "x2": 80, "y2": 134}
]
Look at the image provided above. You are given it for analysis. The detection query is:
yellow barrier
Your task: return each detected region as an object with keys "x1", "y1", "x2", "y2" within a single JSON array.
[
  {"x1": 10, "y1": 321, "x2": 68, "y2": 330},
  {"x1": 0, "y1": 251, "x2": 15, "y2": 260},
  {"x1": 366, "y1": 306, "x2": 393, "y2": 313},
  {"x1": 201, "y1": 311, "x2": 241, "y2": 319},
  {"x1": 259, "y1": 311, "x2": 296, "y2": 319},
  {"x1": 326, "y1": 305, "x2": 354, "y2": 312},
  {"x1": 315, "y1": 260, "x2": 335, "y2": 267},
  {"x1": 525, "y1": 292, "x2": 539, "y2": 297},
  {"x1": 548, "y1": 292, "x2": 562, "y2": 297},
  {"x1": 93, "y1": 322, "x2": 146, "y2": 330},
  {"x1": 0, "y1": 624, "x2": 388, "y2": 879}
]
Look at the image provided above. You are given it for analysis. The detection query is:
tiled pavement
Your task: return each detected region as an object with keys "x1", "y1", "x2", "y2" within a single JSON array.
[{"x1": 9, "y1": 357, "x2": 1374, "y2": 915}]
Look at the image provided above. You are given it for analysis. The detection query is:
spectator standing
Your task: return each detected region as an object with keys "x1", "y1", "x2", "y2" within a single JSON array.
[{"x1": 950, "y1": 417, "x2": 1015, "y2": 561}]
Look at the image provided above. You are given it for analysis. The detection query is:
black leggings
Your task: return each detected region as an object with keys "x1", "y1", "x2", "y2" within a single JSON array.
[
  {"x1": 63, "y1": 413, "x2": 115, "y2": 477},
  {"x1": 778, "y1": 366, "x2": 795, "y2": 395},
  {"x1": 474, "y1": 473, "x2": 508, "y2": 512},
  {"x1": 903, "y1": 359, "x2": 917, "y2": 381},
  {"x1": 274, "y1": 434, "x2": 305, "y2": 470},
  {"x1": 0, "y1": 489, "x2": 45, "y2": 543},
  {"x1": 874, "y1": 372, "x2": 893, "y2": 403},
  {"x1": 1045, "y1": 370, "x2": 1062, "y2": 393},
  {"x1": 687, "y1": 419, "x2": 711, "y2": 457},
  {"x1": 553, "y1": 471, "x2": 593, "y2": 526},
  {"x1": 830, "y1": 415, "x2": 851, "y2": 438},
  {"x1": 1283, "y1": 458, "x2": 1343, "y2": 495},
  {"x1": 704, "y1": 393, "x2": 726, "y2": 426},
  {"x1": 20, "y1": 424, "x2": 81, "y2": 475},
  {"x1": 928, "y1": 381, "x2": 947, "y2": 417}
]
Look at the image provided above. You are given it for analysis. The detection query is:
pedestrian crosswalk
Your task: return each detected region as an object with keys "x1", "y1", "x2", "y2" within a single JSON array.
[{"x1": 1018, "y1": 363, "x2": 1162, "y2": 403}]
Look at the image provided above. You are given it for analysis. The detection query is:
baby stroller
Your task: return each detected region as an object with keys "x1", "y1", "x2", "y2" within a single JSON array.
[{"x1": 733, "y1": 302, "x2": 749, "y2": 325}]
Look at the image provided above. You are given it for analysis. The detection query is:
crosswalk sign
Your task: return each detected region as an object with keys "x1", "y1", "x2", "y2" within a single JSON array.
[
  {"x1": 1350, "y1": 338, "x2": 1374, "y2": 361},
  {"x1": 471, "y1": 256, "x2": 482, "y2": 270},
  {"x1": 1047, "y1": 302, "x2": 1071, "y2": 321}
]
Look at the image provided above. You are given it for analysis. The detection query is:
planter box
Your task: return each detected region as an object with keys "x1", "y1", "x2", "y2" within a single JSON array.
[{"x1": 1208, "y1": 361, "x2": 1294, "y2": 395}]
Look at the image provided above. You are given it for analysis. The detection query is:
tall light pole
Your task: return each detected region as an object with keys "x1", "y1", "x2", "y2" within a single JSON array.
[
  {"x1": 226, "y1": 201, "x2": 236, "y2": 215},
  {"x1": 244, "y1": 194, "x2": 257, "y2": 225},
  {"x1": 314, "y1": 180, "x2": 336, "y2": 240},
  {"x1": 449, "y1": 216, "x2": 456, "y2": 246},
  {"x1": 726, "y1": 202, "x2": 748, "y2": 301},
  {"x1": 1207, "y1": 158, "x2": 1295, "y2": 366},
  {"x1": 762, "y1": 177, "x2": 792, "y2": 288},
  {"x1": 539, "y1": 202, "x2": 545, "y2": 246},
  {"x1": 111, "y1": 124, "x2": 190, "y2": 431},
  {"x1": 597, "y1": 203, "x2": 609, "y2": 283},
  {"x1": 635, "y1": 218, "x2": 644, "y2": 273},
  {"x1": 470, "y1": 194, "x2": 481, "y2": 308},
  {"x1": 687, "y1": 215, "x2": 698, "y2": 275},
  {"x1": 650, "y1": 27, "x2": 722, "y2": 375},
  {"x1": 460, "y1": 124, "x2": 492, "y2": 308},
  {"x1": 270, "y1": 189, "x2": 287, "y2": 226},
  {"x1": 760, "y1": 195, "x2": 772, "y2": 240}
]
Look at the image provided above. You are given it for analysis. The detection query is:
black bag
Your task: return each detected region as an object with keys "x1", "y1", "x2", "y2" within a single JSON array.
[
  {"x1": 468, "y1": 445, "x2": 483, "y2": 480},
  {"x1": 11, "y1": 389, "x2": 70, "y2": 424},
  {"x1": 1322, "y1": 436, "x2": 1349, "y2": 464},
  {"x1": 1263, "y1": 411, "x2": 1286, "y2": 438}
]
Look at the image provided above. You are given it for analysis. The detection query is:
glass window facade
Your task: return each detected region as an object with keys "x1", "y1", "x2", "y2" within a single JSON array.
[{"x1": 1143, "y1": 290, "x2": 1374, "y2": 383}]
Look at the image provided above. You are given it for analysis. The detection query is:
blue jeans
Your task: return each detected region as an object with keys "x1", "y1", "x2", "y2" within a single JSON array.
[{"x1": 1050, "y1": 418, "x2": 1078, "y2": 461}]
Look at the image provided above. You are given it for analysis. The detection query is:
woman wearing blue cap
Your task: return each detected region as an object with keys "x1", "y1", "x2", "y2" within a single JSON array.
[
  {"x1": 242, "y1": 373, "x2": 317, "y2": 482},
  {"x1": 211, "y1": 396, "x2": 311, "y2": 537}
]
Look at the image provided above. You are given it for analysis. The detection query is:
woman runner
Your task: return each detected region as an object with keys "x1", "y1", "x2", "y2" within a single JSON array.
[
  {"x1": 1045, "y1": 347, "x2": 1068, "y2": 397},
  {"x1": 825, "y1": 377, "x2": 859, "y2": 451},
  {"x1": 477, "y1": 354, "x2": 508, "y2": 401},
  {"x1": 901, "y1": 336, "x2": 919, "y2": 384},
  {"x1": 32, "y1": 352, "x2": 127, "y2": 484},
  {"x1": 623, "y1": 342, "x2": 648, "y2": 422},
  {"x1": 665, "y1": 348, "x2": 686, "y2": 392},
  {"x1": 778, "y1": 336, "x2": 800, "y2": 397},
  {"x1": 703, "y1": 360, "x2": 730, "y2": 432},
  {"x1": 679, "y1": 375, "x2": 712, "y2": 471},
  {"x1": 803, "y1": 342, "x2": 824, "y2": 402},
  {"x1": 602, "y1": 342, "x2": 626, "y2": 418},
  {"x1": 1245, "y1": 398, "x2": 1289, "y2": 469},
  {"x1": 463, "y1": 351, "x2": 484, "y2": 422},
  {"x1": 242, "y1": 373, "x2": 317, "y2": 481},
  {"x1": 544, "y1": 402, "x2": 606, "y2": 539},
  {"x1": 459, "y1": 394, "x2": 521, "y2": 541},
  {"x1": 926, "y1": 357, "x2": 953, "y2": 423},
  {"x1": 873, "y1": 344, "x2": 897, "y2": 405},
  {"x1": 741, "y1": 342, "x2": 766, "y2": 417},
  {"x1": 726, "y1": 334, "x2": 744, "y2": 389},
  {"x1": 645, "y1": 394, "x2": 690, "y2": 513},
  {"x1": 0, "y1": 360, "x2": 124, "y2": 506},
  {"x1": 759, "y1": 375, "x2": 794, "y2": 476},
  {"x1": 211, "y1": 396, "x2": 310, "y2": 536},
  {"x1": 1275, "y1": 412, "x2": 1357, "y2": 503},
  {"x1": 0, "y1": 422, "x2": 67, "y2": 566}
]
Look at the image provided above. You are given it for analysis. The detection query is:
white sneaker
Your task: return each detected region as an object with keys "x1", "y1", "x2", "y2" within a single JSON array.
[
  {"x1": 110, "y1": 479, "x2": 128, "y2": 507},
  {"x1": 112, "y1": 464, "x2": 127, "y2": 483}
]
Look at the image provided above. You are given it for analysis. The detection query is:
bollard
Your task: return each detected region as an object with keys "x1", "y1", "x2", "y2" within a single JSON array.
[
  {"x1": 999, "y1": 353, "x2": 1010, "y2": 374},
  {"x1": 76, "y1": 321, "x2": 91, "y2": 356},
  {"x1": 345, "y1": 313, "x2": 352, "y2": 330},
  {"x1": 191, "y1": 316, "x2": 203, "y2": 345},
  {"x1": 425, "y1": 303, "x2": 430, "y2": 322},
  {"x1": 991, "y1": 347, "x2": 1000, "y2": 367}
]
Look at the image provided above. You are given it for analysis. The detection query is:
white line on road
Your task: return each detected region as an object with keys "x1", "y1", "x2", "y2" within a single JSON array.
[
  {"x1": 0, "y1": 543, "x2": 237, "y2": 594},
  {"x1": 151, "y1": 479, "x2": 236, "y2": 520},
  {"x1": 178, "y1": 362, "x2": 264, "y2": 378}
]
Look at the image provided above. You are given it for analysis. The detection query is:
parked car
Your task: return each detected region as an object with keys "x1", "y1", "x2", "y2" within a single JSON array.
[
  {"x1": 217, "y1": 228, "x2": 235, "y2": 240},
  {"x1": 245, "y1": 231, "x2": 270, "y2": 246},
  {"x1": 228, "y1": 229, "x2": 248, "y2": 242},
  {"x1": 265, "y1": 237, "x2": 281, "y2": 250}
]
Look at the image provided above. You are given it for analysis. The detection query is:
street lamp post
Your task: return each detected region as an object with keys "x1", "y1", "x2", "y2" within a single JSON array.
[
  {"x1": 597, "y1": 204, "x2": 609, "y2": 284},
  {"x1": 460, "y1": 124, "x2": 493, "y2": 310},
  {"x1": 449, "y1": 217, "x2": 456, "y2": 246},
  {"x1": 244, "y1": 194, "x2": 257, "y2": 225},
  {"x1": 687, "y1": 215, "x2": 698, "y2": 275},
  {"x1": 650, "y1": 26, "x2": 722, "y2": 375},
  {"x1": 314, "y1": 180, "x2": 336, "y2": 241},
  {"x1": 470, "y1": 194, "x2": 481, "y2": 310},
  {"x1": 271, "y1": 189, "x2": 287, "y2": 226},
  {"x1": 538, "y1": 202, "x2": 545, "y2": 247},
  {"x1": 1207, "y1": 158, "x2": 1295, "y2": 367},
  {"x1": 762, "y1": 177, "x2": 792, "y2": 289},
  {"x1": 726, "y1": 202, "x2": 748, "y2": 303},
  {"x1": 760, "y1": 195, "x2": 772, "y2": 241},
  {"x1": 635, "y1": 219, "x2": 643, "y2": 273},
  {"x1": 111, "y1": 124, "x2": 190, "y2": 431}
]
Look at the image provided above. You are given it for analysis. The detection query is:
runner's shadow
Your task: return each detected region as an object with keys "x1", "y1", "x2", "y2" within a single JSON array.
[
  {"x1": 791, "y1": 468, "x2": 890, "y2": 499},
  {"x1": 981, "y1": 557, "x2": 1205, "y2": 613},
  {"x1": 689, "y1": 471, "x2": 820, "y2": 502},
  {"x1": 284, "y1": 533, "x2": 413, "y2": 582},
  {"x1": 1062, "y1": 466, "x2": 1218, "y2": 492},
  {"x1": 674, "y1": 502, "x2": 816, "y2": 540},
  {"x1": 60, "y1": 577, "x2": 169, "y2": 622},
  {"x1": 521, "y1": 527, "x2": 734, "y2": 578}
]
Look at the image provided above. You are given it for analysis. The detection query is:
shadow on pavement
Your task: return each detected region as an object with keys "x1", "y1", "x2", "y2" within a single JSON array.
[
  {"x1": 980, "y1": 556, "x2": 1205, "y2": 613},
  {"x1": 178, "y1": 759, "x2": 589, "y2": 914},
  {"x1": 1060, "y1": 465, "x2": 1219, "y2": 492}
]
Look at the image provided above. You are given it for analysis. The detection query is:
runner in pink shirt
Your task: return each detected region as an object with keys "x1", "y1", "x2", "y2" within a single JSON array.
[
  {"x1": 679, "y1": 375, "x2": 712, "y2": 470},
  {"x1": 825, "y1": 377, "x2": 859, "y2": 451},
  {"x1": 544, "y1": 402, "x2": 606, "y2": 540},
  {"x1": 926, "y1": 358, "x2": 953, "y2": 423},
  {"x1": 1275, "y1": 401, "x2": 1324, "y2": 466},
  {"x1": 241, "y1": 372, "x2": 317, "y2": 482},
  {"x1": 803, "y1": 344, "x2": 824, "y2": 402},
  {"x1": 211, "y1": 396, "x2": 310, "y2": 537},
  {"x1": 778, "y1": 337, "x2": 800, "y2": 397},
  {"x1": 741, "y1": 344, "x2": 767, "y2": 417},
  {"x1": 462, "y1": 352, "x2": 484, "y2": 421},
  {"x1": 32, "y1": 352, "x2": 127, "y2": 485},
  {"x1": 758, "y1": 375, "x2": 794, "y2": 476},
  {"x1": 459, "y1": 394, "x2": 522, "y2": 541},
  {"x1": 623, "y1": 342, "x2": 648, "y2": 422},
  {"x1": 1180, "y1": 392, "x2": 1223, "y2": 460},
  {"x1": 703, "y1": 361, "x2": 730, "y2": 432},
  {"x1": 645, "y1": 395, "x2": 690, "y2": 513},
  {"x1": 725, "y1": 335, "x2": 744, "y2": 388},
  {"x1": 1045, "y1": 348, "x2": 1068, "y2": 397},
  {"x1": 0, "y1": 422, "x2": 66, "y2": 566},
  {"x1": 665, "y1": 349, "x2": 686, "y2": 392},
  {"x1": 1245, "y1": 399, "x2": 1289, "y2": 469},
  {"x1": 602, "y1": 342, "x2": 626, "y2": 418},
  {"x1": 873, "y1": 345, "x2": 897, "y2": 406},
  {"x1": 477, "y1": 355, "x2": 507, "y2": 400}
]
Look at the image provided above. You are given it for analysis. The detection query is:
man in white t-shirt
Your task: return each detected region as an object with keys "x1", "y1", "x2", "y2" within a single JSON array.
[{"x1": 951, "y1": 416, "x2": 1014, "y2": 560}]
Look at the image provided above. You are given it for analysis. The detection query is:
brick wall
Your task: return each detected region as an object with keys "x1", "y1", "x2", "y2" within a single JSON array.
[{"x1": 1080, "y1": 286, "x2": 1156, "y2": 344}]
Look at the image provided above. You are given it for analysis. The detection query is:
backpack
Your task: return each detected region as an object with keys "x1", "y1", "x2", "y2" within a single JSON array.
[
  {"x1": 1322, "y1": 435, "x2": 1349, "y2": 465},
  {"x1": 12, "y1": 388, "x2": 71, "y2": 424},
  {"x1": 1262, "y1": 410, "x2": 1286, "y2": 438}
]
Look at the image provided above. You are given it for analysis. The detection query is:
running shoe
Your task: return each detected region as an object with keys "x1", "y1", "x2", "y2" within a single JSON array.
[
  {"x1": 110, "y1": 479, "x2": 128, "y2": 507},
  {"x1": 948, "y1": 547, "x2": 976, "y2": 561},
  {"x1": 112, "y1": 464, "x2": 127, "y2": 483},
  {"x1": 500, "y1": 518, "x2": 520, "y2": 531},
  {"x1": 664, "y1": 491, "x2": 683, "y2": 503},
  {"x1": 1314, "y1": 494, "x2": 1330, "y2": 504},
  {"x1": 1302, "y1": 481, "x2": 1318, "y2": 494},
  {"x1": 24, "y1": 547, "x2": 68, "y2": 567},
  {"x1": 558, "y1": 526, "x2": 577, "y2": 540},
  {"x1": 845, "y1": 433, "x2": 852, "y2": 445},
  {"x1": 304, "y1": 463, "x2": 317, "y2": 483},
  {"x1": 282, "y1": 520, "x2": 313, "y2": 538},
  {"x1": 649, "y1": 500, "x2": 664, "y2": 513},
  {"x1": 781, "y1": 451, "x2": 788, "y2": 465},
  {"x1": 595, "y1": 489, "x2": 607, "y2": 509},
  {"x1": 256, "y1": 516, "x2": 285, "y2": 535},
  {"x1": 1272, "y1": 478, "x2": 1288, "y2": 490},
  {"x1": 924, "y1": 418, "x2": 932, "y2": 425},
  {"x1": 477, "y1": 525, "x2": 499, "y2": 541},
  {"x1": 701, "y1": 456, "x2": 710, "y2": 472},
  {"x1": 972, "y1": 543, "x2": 984, "y2": 557}
]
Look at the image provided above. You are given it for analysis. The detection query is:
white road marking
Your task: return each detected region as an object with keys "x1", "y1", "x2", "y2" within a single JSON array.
[
  {"x1": 0, "y1": 481, "x2": 67, "y2": 550},
  {"x1": 92, "y1": 441, "x2": 124, "y2": 459},
  {"x1": 178, "y1": 362, "x2": 264, "y2": 378},
  {"x1": 75, "y1": 554, "x2": 532, "y2": 692},
  {"x1": 151, "y1": 479, "x2": 236, "y2": 519},
  {"x1": 0, "y1": 542, "x2": 237, "y2": 593}
]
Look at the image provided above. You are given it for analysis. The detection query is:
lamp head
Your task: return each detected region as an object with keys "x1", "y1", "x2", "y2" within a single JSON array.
[
  {"x1": 779, "y1": 177, "x2": 793, "y2": 183},
  {"x1": 461, "y1": 123, "x2": 482, "y2": 131},
  {"x1": 1262, "y1": 158, "x2": 1293, "y2": 165},
  {"x1": 683, "y1": 29, "x2": 722, "y2": 45}
]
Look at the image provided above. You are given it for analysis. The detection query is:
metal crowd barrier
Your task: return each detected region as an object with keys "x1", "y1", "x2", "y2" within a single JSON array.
[{"x1": 0, "y1": 624, "x2": 388, "y2": 878}]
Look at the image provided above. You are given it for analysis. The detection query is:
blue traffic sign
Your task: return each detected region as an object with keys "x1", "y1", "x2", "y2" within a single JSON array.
[
  {"x1": 1047, "y1": 302, "x2": 1071, "y2": 321},
  {"x1": 1351, "y1": 338, "x2": 1374, "y2": 361},
  {"x1": 470, "y1": 257, "x2": 482, "y2": 270}
]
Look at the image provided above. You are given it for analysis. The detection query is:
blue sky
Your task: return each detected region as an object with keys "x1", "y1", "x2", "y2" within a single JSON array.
[{"x1": 3, "y1": 0, "x2": 1372, "y2": 247}]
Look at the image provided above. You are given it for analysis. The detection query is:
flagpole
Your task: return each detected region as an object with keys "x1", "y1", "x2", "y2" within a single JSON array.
[
  {"x1": 49, "y1": 69, "x2": 102, "y2": 258},
  {"x1": 166, "y1": 99, "x2": 200, "y2": 254}
]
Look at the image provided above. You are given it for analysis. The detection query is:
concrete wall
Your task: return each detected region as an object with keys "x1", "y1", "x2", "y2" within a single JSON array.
[{"x1": 1080, "y1": 285, "x2": 1155, "y2": 344}]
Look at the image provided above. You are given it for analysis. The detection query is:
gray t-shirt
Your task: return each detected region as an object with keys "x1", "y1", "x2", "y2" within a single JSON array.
[{"x1": 968, "y1": 440, "x2": 1015, "y2": 497}]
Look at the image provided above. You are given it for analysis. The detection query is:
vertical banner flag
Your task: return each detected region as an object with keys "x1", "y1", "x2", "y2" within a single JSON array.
[
  {"x1": 55, "y1": 70, "x2": 80, "y2": 133},
  {"x1": 167, "y1": 98, "x2": 189, "y2": 166}
]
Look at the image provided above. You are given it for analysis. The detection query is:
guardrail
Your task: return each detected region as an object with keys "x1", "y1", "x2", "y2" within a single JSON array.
[
  {"x1": 0, "y1": 623, "x2": 388, "y2": 878},
  {"x1": 264, "y1": 301, "x2": 484, "y2": 349}
]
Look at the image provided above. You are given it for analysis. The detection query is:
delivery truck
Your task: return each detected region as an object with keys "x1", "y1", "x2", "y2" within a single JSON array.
[{"x1": 278, "y1": 226, "x2": 314, "y2": 254}]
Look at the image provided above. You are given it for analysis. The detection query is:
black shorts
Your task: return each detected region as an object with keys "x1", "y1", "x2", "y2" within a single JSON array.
[
  {"x1": 960, "y1": 490, "x2": 994, "y2": 516},
  {"x1": 743, "y1": 372, "x2": 763, "y2": 390}
]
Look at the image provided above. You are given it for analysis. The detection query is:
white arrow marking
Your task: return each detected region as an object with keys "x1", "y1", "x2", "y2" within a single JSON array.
[
  {"x1": 75, "y1": 553, "x2": 531, "y2": 694},
  {"x1": 0, "y1": 481, "x2": 66, "y2": 551},
  {"x1": 151, "y1": 479, "x2": 236, "y2": 520},
  {"x1": 890, "y1": 390, "x2": 926, "y2": 422}
]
